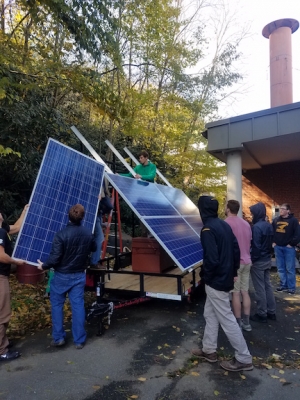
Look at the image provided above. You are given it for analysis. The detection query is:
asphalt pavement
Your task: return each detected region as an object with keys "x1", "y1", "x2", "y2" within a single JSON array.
[{"x1": 1, "y1": 270, "x2": 300, "y2": 400}]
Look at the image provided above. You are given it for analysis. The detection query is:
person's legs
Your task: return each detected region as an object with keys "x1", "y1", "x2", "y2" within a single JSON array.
[
  {"x1": 274, "y1": 246, "x2": 287, "y2": 289},
  {"x1": 264, "y1": 265, "x2": 276, "y2": 315},
  {"x1": 50, "y1": 272, "x2": 68, "y2": 343},
  {"x1": 90, "y1": 217, "x2": 104, "y2": 265},
  {"x1": 284, "y1": 247, "x2": 296, "y2": 291},
  {"x1": 250, "y1": 262, "x2": 267, "y2": 317},
  {"x1": 205, "y1": 285, "x2": 252, "y2": 364},
  {"x1": 0, "y1": 276, "x2": 10, "y2": 355},
  {"x1": 239, "y1": 263, "x2": 251, "y2": 323},
  {"x1": 231, "y1": 266, "x2": 242, "y2": 323},
  {"x1": 68, "y1": 273, "x2": 86, "y2": 345},
  {"x1": 202, "y1": 285, "x2": 219, "y2": 354}
]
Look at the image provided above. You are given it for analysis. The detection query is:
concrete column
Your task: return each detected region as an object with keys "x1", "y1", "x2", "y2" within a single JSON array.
[{"x1": 226, "y1": 151, "x2": 242, "y2": 217}]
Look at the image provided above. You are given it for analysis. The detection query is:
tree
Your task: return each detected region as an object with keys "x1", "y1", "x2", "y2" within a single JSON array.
[{"x1": 0, "y1": 0, "x2": 246, "y2": 216}]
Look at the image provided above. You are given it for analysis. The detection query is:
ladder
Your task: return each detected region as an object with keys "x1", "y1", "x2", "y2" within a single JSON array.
[{"x1": 101, "y1": 188, "x2": 123, "y2": 264}]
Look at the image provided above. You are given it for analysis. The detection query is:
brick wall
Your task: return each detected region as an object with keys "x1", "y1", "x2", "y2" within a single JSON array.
[{"x1": 243, "y1": 160, "x2": 300, "y2": 220}]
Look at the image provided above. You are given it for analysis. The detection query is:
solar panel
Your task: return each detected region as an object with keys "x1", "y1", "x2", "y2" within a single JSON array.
[
  {"x1": 107, "y1": 174, "x2": 178, "y2": 217},
  {"x1": 106, "y1": 173, "x2": 203, "y2": 271},
  {"x1": 183, "y1": 216, "x2": 203, "y2": 237},
  {"x1": 156, "y1": 184, "x2": 199, "y2": 216},
  {"x1": 13, "y1": 139, "x2": 105, "y2": 265},
  {"x1": 143, "y1": 217, "x2": 203, "y2": 270}
]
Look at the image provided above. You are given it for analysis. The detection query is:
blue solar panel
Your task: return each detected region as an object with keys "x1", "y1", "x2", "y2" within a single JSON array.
[
  {"x1": 106, "y1": 173, "x2": 203, "y2": 271},
  {"x1": 143, "y1": 217, "x2": 203, "y2": 270},
  {"x1": 13, "y1": 139, "x2": 105, "y2": 265},
  {"x1": 107, "y1": 174, "x2": 178, "y2": 217},
  {"x1": 156, "y1": 184, "x2": 199, "y2": 216},
  {"x1": 183, "y1": 216, "x2": 203, "y2": 237}
]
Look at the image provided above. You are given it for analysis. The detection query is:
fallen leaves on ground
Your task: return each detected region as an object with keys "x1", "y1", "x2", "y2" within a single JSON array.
[
  {"x1": 8, "y1": 274, "x2": 95, "y2": 338},
  {"x1": 8, "y1": 275, "x2": 54, "y2": 337}
]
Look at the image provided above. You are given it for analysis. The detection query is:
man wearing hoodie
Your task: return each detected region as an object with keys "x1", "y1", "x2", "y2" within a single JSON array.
[
  {"x1": 249, "y1": 202, "x2": 276, "y2": 323},
  {"x1": 192, "y1": 195, "x2": 253, "y2": 372},
  {"x1": 272, "y1": 204, "x2": 300, "y2": 295}
]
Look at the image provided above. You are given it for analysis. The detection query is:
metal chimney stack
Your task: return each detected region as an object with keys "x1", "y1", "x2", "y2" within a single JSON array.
[{"x1": 262, "y1": 18, "x2": 299, "y2": 108}]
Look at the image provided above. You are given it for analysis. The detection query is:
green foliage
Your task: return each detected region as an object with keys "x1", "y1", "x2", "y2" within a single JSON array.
[{"x1": 0, "y1": 0, "x2": 244, "y2": 225}]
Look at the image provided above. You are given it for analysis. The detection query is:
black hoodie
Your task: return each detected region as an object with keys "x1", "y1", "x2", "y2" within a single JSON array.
[
  {"x1": 249, "y1": 202, "x2": 273, "y2": 262},
  {"x1": 272, "y1": 213, "x2": 300, "y2": 247},
  {"x1": 198, "y1": 196, "x2": 240, "y2": 292}
]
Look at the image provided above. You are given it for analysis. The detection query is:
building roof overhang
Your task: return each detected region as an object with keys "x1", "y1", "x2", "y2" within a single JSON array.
[{"x1": 202, "y1": 101, "x2": 300, "y2": 170}]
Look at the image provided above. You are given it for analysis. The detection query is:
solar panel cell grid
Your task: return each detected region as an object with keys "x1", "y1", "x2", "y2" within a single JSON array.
[
  {"x1": 156, "y1": 184, "x2": 199, "y2": 216},
  {"x1": 13, "y1": 139, "x2": 105, "y2": 265},
  {"x1": 107, "y1": 174, "x2": 178, "y2": 217},
  {"x1": 144, "y1": 217, "x2": 203, "y2": 270}
]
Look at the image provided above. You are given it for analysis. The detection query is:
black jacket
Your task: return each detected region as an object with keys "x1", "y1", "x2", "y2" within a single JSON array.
[
  {"x1": 0, "y1": 227, "x2": 12, "y2": 276},
  {"x1": 272, "y1": 213, "x2": 300, "y2": 247},
  {"x1": 198, "y1": 196, "x2": 240, "y2": 292},
  {"x1": 42, "y1": 222, "x2": 96, "y2": 273},
  {"x1": 249, "y1": 202, "x2": 273, "y2": 262}
]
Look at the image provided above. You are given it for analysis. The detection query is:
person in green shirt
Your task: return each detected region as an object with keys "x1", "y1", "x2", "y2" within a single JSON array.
[{"x1": 121, "y1": 150, "x2": 156, "y2": 182}]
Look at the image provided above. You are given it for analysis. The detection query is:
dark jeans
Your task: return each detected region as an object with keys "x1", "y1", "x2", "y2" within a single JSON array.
[
  {"x1": 250, "y1": 259, "x2": 276, "y2": 317},
  {"x1": 90, "y1": 216, "x2": 104, "y2": 265},
  {"x1": 50, "y1": 272, "x2": 86, "y2": 345}
]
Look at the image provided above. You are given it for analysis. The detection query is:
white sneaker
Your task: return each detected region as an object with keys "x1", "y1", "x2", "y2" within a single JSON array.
[{"x1": 241, "y1": 321, "x2": 252, "y2": 332}]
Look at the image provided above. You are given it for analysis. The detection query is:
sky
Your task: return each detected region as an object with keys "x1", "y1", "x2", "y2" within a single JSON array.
[{"x1": 217, "y1": 0, "x2": 300, "y2": 119}]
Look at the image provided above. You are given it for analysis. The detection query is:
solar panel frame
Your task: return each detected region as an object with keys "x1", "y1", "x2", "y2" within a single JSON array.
[{"x1": 13, "y1": 139, "x2": 105, "y2": 266}]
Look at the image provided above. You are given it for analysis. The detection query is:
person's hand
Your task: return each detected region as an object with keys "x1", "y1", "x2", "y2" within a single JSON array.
[
  {"x1": 287, "y1": 244, "x2": 292, "y2": 248},
  {"x1": 37, "y1": 259, "x2": 44, "y2": 270},
  {"x1": 234, "y1": 276, "x2": 238, "y2": 283},
  {"x1": 13, "y1": 258, "x2": 26, "y2": 266},
  {"x1": 135, "y1": 174, "x2": 141, "y2": 179},
  {"x1": 272, "y1": 243, "x2": 276, "y2": 248},
  {"x1": 21, "y1": 204, "x2": 29, "y2": 215}
]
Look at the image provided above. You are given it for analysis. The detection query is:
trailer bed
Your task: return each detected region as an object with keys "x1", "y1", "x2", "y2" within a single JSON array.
[{"x1": 89, "y1": 264, "x2": 201, "y2": 302}]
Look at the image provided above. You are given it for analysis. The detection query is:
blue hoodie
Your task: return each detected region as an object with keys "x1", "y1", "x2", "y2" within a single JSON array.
[{"x1": 249, "y1": 202, "x2": 273, "y2": 262}]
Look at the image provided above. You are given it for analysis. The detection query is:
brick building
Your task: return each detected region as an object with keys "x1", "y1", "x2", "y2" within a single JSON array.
[
  {"x1": 202, "y1": 18, "x2": 300, "y2": 222},
  {"x1": 202, "y1": 101, "x2": 300, "y2": 221}
]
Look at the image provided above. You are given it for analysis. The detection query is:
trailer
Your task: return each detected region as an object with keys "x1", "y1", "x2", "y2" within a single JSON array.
[{"x1": 86, "y1": 258, "x2": 202, "y2": 306}]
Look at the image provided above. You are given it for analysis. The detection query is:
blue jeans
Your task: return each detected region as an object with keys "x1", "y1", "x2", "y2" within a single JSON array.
[
  {"x1": 90, "y1": 216, "x2": 104, "y2": 265},
  {"x1": 274, "y1": 245, "x2": 296, "y2": 290},
  {"x1": 50, "y1": 272, "x2": 86, "y2": 345}
]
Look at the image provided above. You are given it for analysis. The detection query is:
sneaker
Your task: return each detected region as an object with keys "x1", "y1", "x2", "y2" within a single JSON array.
[
  {"x1": 241, "y1": 321, "x2": 252, "y2": 332},
  {"x1": 250, "y1": 314, "x2": 267, "y2": 323},
  {"x1": 191, "y1": 349, "x2": 218, "y2": 363},
  {"x1": 74, "y1": 344, "x2": 84, "y2": 350},
  {"x1": 288, "y1": 289, "x2": 296, "y2": 295},
  {"x1": 276, "y1": 287, "x2": 288, "y2": 292},
  {"x1": 267, "y1": 313, "x2": 277, "y2": 321},
  {"x1": 220, "y1": 358, "x2": 253, "y2": 372},
  {"x1": 0, "y1": 350, "x2": 21, "y2": 361},
  {"x1": 50, "y1": 339, "x2": 65, "y2": 347}
]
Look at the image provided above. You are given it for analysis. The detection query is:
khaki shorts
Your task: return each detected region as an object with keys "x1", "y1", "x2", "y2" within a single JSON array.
[{"x1": 232, "y1": 263, "x2": 252, "y2": 292}]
